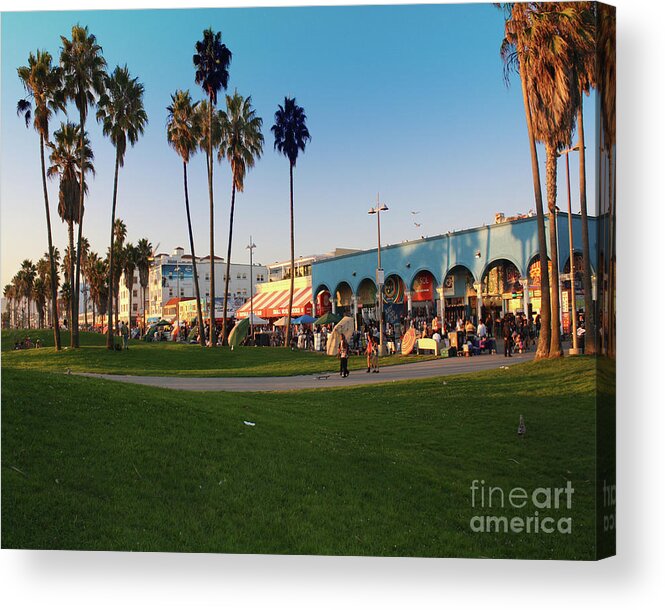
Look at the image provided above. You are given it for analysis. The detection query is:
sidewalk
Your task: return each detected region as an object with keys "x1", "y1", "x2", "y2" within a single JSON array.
[{"x1": 78, "y1": 352, "x2": 533, "y2": 392}]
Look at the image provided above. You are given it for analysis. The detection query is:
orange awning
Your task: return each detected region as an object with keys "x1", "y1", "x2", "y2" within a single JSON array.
[{"x1": 237, "y1": 287, "x2": 312, "y2": 319}]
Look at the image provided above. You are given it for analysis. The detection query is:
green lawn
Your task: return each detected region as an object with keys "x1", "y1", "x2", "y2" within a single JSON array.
[
  {"x1": 1, "y1": 356, "x2": 601, "y2": 559},
  {"x1": 2, "y1": 329, "x2": 436, "y2": 377}
]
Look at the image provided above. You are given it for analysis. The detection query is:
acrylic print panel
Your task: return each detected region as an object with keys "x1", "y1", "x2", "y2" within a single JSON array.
[{"x1": 0, "y1": 1, "x2": 615, "y2": 560}]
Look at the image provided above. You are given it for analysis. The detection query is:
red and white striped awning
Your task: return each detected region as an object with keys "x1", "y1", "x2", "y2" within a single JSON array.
[{"x1": 237, "y1": 286, "x2": 312, "y2": 319}]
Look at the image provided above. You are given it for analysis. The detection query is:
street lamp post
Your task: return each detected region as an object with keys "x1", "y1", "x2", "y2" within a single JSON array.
[
  {"x1": 562, "y1": 144, "x2": 580, "y2": 354},
  {"x1": 368, "y1": 194, "x2": 389, "y2": 356},
  {"x1": 176, "y1": 258, "x2": 180, "y2": 339},
  {"x1": 247, "y1": 236, "x2": 256, "y2": 341}
]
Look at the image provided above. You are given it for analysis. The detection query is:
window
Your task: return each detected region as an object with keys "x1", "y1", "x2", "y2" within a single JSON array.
[
  {"x1": 133, "y1": 290, "x2": 138, "y2": 298},
  {"x1": 242, "y1": 273, "x2": 247, "y2": 279},
  {"x1": 237, "y1": 273, "x2": 241, "y2": 280},
  {"x1": 205, "y1": 273, "x2": 209, "y2": 281}
]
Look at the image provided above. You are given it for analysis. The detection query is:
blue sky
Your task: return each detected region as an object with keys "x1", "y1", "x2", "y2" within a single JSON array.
[{"x1": 0, "y1": 4, "x2": 596, "y2": 286}]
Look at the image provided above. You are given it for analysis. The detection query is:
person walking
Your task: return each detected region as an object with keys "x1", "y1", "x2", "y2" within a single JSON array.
[
  {"x1": 371, "y1": 336, "x2": 380, "y2": 373},
  {"x1": 339, "y1": 335, "x2": 350, "y2": 378},
  {"x1": 121, "y1": 321, "x2": 129, "y2": 350},
  {"x1": 503, "y1": 317, "x2": 513, "y2": 358}
]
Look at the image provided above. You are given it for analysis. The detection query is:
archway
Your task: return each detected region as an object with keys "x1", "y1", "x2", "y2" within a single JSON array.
[
  {"x1": 482, "y1": 259, "x2": 523, "y2": 321},
  {"x1": 527, "y1": 255, "x2": 553, "y2": 319},
  {"x1": 562, "y1": 252, "x2": 586, "y2": 334},
  {"x1": 334, "y1": 281, "x2": 353, "y2": 316},
  {"x1": 356, "y1": 277, "x2": 377, "y2": 325},
  {"x1": 313, "y1": 284, "x2": 332, "y2": 318},
  {"x1": 382, "y1": 274, "x2": 407, "y2": 328},
  {"x1": 442, "y1": 265, "x2": 476, "y2": 327},
  {"x1": 410, "y1": 269, "x2": 437, "y2": 323}
]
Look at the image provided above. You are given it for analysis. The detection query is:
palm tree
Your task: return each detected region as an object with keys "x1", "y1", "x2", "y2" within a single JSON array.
[
  {"x1": 524, "y1": 3, "x2": 581, "y2": 358},
  {"x1": 47, "y1": 121, "x2": 94, "y2": 339},
  {"x1": 85, "y1": 250, "x2": 101, "y2": 328},
  {"x1": 167, "y1": 90, "x2": 206, "y2": 346},
  {"x1": 565, "y1": 1, "x2": 597, "y2": 355},
  {"x1": 60, "y1": 24, "x2": 107, "y2": 347},
  {"x1": 194, "y1": 28, "x2": 232, "y2": 346},
  {"x1": 271, "y1": 97, "x2": 311, "y2": 347},
  {"x1": 17, "y1": 50, "x2": 65, "y2": 347},
  {"x1": 11, "y1": 274, "x2": 23, "y2": 327},
  {"x1": 111, "y1": 218, "x2": 127, "y2": 331},
  {"x1": 135, "y1": 238, "x2": 152, "y2": 334},
  {"x1": 96, "y1": 65, "x2": 147, "y2": 349},
  {"x1": 32, "y1": 277, "x2": 47, "y2": 328},
  {"x1": 79, "y1": 236, "x2": 91, "y2": 327},
  {"x1": 499, "y1": 2, "x2": 552, "y2": 360},
  {"x1": 88, "y1": 254, "x2": 109, "y2": 330},
  {"x1": 3, "y1": 284, "x2": 15, "y2": 328},
  {"x1": 218, "y1": 91, "x2": 264, "y2": 344},
  {"x1": 122, "y1": 243, "x2": 138, "y2": 327},
  {"x1": 19, "y1": 260, "x2": 37, "y2": 329},
  {"x1": 598, "y1": 4, "x2": 615, "y2": 356}
]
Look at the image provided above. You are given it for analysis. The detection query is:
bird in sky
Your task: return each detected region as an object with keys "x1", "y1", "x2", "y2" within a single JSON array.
[
  {"x1": 414, "y1": 222, "x2": 421, "y2": 227},
  {"x1": 411, "y1": 210, "x2": 420, "y2": 215}
]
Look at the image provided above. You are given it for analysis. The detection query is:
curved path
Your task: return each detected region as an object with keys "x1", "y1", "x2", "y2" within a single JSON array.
[{"x1": 78, "y1": 352, "x2": 533, "y2": 392}]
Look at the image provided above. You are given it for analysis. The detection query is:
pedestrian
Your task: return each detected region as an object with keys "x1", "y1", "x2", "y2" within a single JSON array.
[
  {"x1": 371, "y1": 336, "x2": 380, "y2": 373},
  {"x1": 339, "y1": 335, "x2": 350, "y2": 378},
  {"x1": 121, "y1": 321, "x2": 129, "y2": 350},
  {"x1": 503, "y1": 317, "x2": 513, "y2": 358}
]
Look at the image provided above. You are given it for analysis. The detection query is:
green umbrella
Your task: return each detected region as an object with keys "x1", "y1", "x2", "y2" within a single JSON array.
[
  {"x1": 228, "y1": 318, "x2": 250, "y2": 348},
  {"x1": 315, "y1": 312, "x2": 341, "y2": 326}
]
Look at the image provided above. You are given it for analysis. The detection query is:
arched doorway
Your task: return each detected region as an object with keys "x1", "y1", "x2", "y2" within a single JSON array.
[
  {"x1": 314, "y1": 285, "x2": 332, "y2": 318},
  {"x1": 382, "y1": 274, "x2": 406, "y2": 328},
  {"x1": 562, "y1": 252, "x2": 585, "y2": 334},
  {"x1": 334, "y1": 281, "x2": 353, "y2": 316},
  {"x1": 482, "y1": 259, "x2": 523, "y2": 321},
  {"x1": 356, "y1": 277, "x2": 377, "y2": 325},
  {"x1": 410, "y1": 269, "x2": 437, "y2": 323},
  {"x1": 442, "y1": 265, "x2": 476, "y2": 326},
  {"x1": 527, "y1": 255, "x2": 553, "y2": 319}
]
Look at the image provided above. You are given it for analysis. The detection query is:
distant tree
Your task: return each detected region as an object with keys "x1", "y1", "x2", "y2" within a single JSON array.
[
  {"x1": 167, "y1": 90, "x2": 206, "y2": 346},
  {"x1": 271, "y1": 97, "x2": 311, "y2": 347},
  {"x1": 96, "y1": 65, "x2": 147, "y2": 349},
  {"x1": 60, "y1": 24, "x2": 107, "y2": 347},
  {"x1": 17, "y1": 49, "x2": 65, "y2": 347},
  {"x1": 219, "y1": 91, "x2": 264, "y2": 344},
  {"x1": 135, "y1": 238, "x2": 152, "y2": 334},
  {"x1": 193, "y1": 28, "x2": 232, "y2": 346},
  {"x1": 47, "y1": 121, "x2": 94, "y2": 339}
]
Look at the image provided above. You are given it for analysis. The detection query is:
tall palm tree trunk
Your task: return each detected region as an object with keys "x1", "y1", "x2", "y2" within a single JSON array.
[
  {"x1": 285, "y1": 163, "x2": 295, "y2": 347},
  {"x1": 577, "y1": 103, "x2": 595, "y2": 355},
  {"x1": 545, "y1": 144, "x2": 563, "y2": 357},
  {"x1": 40, "y1": 134, "x2": 61, "y2": 349},
  {"x1": 68, "y1": 220, "x2": 75, "y2": 340},
  {"x1": 221, "y1": 182, "x2": 236, "y2": 345},
  {"x1": 106, "y1": 152, "x2": 120, "y2": 349},
  {"x1": 207, "y1": 102, "x2": 216, "y2": 346},
  {"x1": 607, "y1": 146, "x2": 616, "y2": 357},
  {"x1": 519, "y1": 65, "x2": 551, "y2": 360},
  {"x1": 73, "y1": 114, "x2": 86, "y2": 348},
  {"x1": 182, "y1": 162, "x2": 205, "y2": 347}
]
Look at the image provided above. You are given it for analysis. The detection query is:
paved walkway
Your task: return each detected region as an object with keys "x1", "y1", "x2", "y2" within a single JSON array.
[{"x1": 78, "y1": 352, "x2": 533, "y2": 392}]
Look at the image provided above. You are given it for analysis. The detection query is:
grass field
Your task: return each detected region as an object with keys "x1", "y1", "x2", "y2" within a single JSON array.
[
  {"x1": 1, "y1": 354, "x2": 601, "y2": 559},
  {"x1": 1, "y1": 329, "x2": 436, "y2": 377}
]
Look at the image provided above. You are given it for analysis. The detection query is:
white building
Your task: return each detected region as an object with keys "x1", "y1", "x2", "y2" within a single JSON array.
[
  {"x1": 147, "y1": 247, "x2": 268, "y2": 323},
  {"x1": 118, "y1": 268, "x2": 144, "y2": 326}
]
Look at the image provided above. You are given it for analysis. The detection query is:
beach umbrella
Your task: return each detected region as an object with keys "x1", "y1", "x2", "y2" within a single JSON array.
[
  {"x1": 273, "y1": 316, "x2": 293, "y2": 327},
  {"x1": 247, "y1": 313, "x2": 269, "y2": 325},
  {"x1": 294, "y1": 314, "x2": 316, "y2": 324},
  {"x1": 314, "y1": 311, "x2": 341, "y2": 325},
  {"x1": 228, "y1": 318, "x2": 250, "y2": 348},
  {"x1": 326, "y1": 315, "x2": 355, "y2": 356},
  {"x1": 155, "y1": 319, "x2": 171, "y2": 327}
]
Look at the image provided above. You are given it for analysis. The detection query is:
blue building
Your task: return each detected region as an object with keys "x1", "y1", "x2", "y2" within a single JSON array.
[{"x1": 311, "y1": 213, "x2": 598, "y2": 330}]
